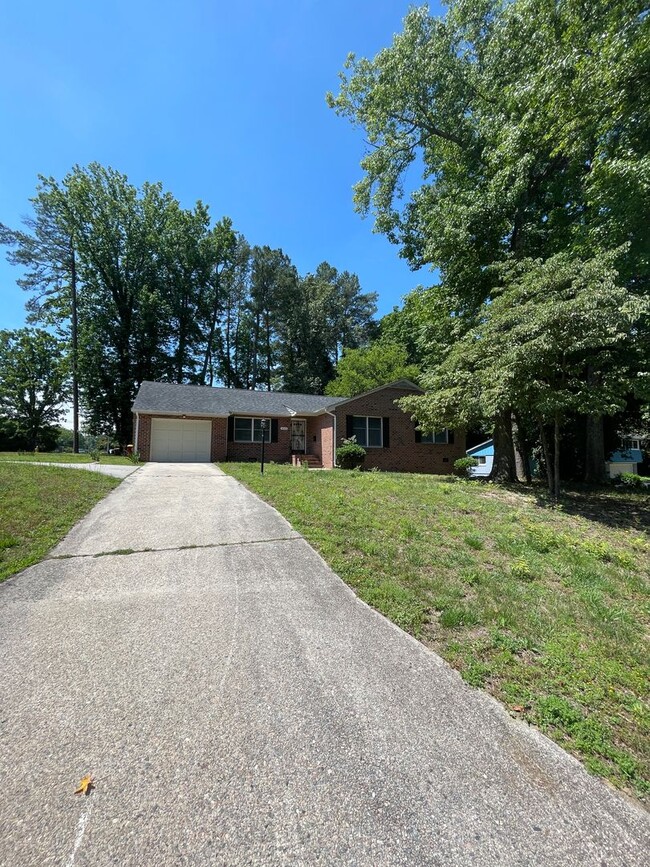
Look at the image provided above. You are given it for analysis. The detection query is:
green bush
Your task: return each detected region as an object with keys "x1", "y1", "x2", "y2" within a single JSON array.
[
  {"x1": 453, "y1": 456, "x2": 478, "y2": 478},
  {"x1": 618, "y1": 472, "x2": 643, "y2": 488},
  {"x1": 336, "y1": 442, "x2": 367, "y2": 469}
]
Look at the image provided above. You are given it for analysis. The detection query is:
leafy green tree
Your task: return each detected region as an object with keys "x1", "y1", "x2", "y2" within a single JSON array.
[
  {"x1": 325, "y1": 342, "x2": 420, "y2": 397},
  {"x1": 1, "y1": 179, "x2": 81, "y2": 451},
  {"x1": 0, "y1": 328, "x2": 69, "y2": 451},
  {"x1": 275, "y1": 262, "x2": 378, "y2": 394},
  {"x1": 211, "y1": 233, "x2": 252, "y2": 388},
  {"x1": 2, "y1": 162, "x2": 379, "y2": 443},
  {"x1": 64, "y1": 164, "x2": 185, "y2": 443},
  {"x1": 401, "y1": 249, "x2": 647, "y2": 497},
  {"x1": 197, "y1": 217, "x2": 238, "y2": 385},
  {"x1": 248, "y1": 246, "x2": 298, "y2": 390},
  {"x1": 329, "y1": 0, "x2": 650, "y2": 482},
  {"x1": 2, "y1": 164, "x2": 235, "y2": 445}
]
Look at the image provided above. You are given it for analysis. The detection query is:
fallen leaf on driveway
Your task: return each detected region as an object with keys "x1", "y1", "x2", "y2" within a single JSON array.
[{"x1": 74, "y1": 774, "x2": 94, "y2": 795}]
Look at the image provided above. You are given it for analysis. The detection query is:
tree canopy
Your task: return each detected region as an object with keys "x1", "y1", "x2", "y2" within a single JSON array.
[
  {"x1": 329, "y1": 0, "x2": 650, "y2": 489},
  {"x1": 2, "y1": 164, "x2": 378, "y2": 445},
  {"x1": 0, "y1": 328, "x2": 69, "y2": 451}
]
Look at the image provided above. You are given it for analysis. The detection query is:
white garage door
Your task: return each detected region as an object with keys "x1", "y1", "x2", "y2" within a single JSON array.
[{"x1": 150, "y1": 418, "x2": 212, "y2": 462}]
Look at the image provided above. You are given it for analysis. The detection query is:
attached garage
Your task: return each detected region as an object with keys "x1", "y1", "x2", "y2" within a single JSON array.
[{"x1": 150, "y1": 418, "x2": 212, "y2": 462}]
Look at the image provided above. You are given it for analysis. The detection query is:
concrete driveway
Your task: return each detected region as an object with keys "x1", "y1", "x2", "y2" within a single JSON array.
[{"x1": 0, "y1": 463, "x2": 647, "y2": 866}]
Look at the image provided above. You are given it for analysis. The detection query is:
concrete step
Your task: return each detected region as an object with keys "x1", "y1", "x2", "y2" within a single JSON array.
[{"x1": 293, "y1": 454, "x2": 323, "y2": 469}]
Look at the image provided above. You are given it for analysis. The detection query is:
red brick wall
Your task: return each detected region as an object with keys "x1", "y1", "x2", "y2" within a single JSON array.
[
  {"x1": 307, "y1": 414, "x2": 334, "y2": 468},
  {"x1": 134, "y1": 414, "x2": 227, "y2": 462},
  {"x1": 135, "y1": 391, "x2": 464, "y2": 474},
  {"x1": 332, "y1": 388, "x2": 466, "y2": 474},
  {"x1": 211, "y1": 418, "x2": 228, "y2": 461},
  {"x1": 136, "y1": 414, "x2": 151, "y2": 461},
  {"x1": 226, "y1": 416, "x2": 293, "y2": 463}
]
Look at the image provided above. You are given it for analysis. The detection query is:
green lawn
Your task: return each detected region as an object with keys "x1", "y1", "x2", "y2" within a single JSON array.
[
  {"x1": 0, "y1": 463, "x2": 120, "y2": 581},
  {"x1": 222, "y1": 462, "x2": 650, "y2": 801},
  {"x1": 0, "y1": 451, "x2": 134, "y2": 466}
]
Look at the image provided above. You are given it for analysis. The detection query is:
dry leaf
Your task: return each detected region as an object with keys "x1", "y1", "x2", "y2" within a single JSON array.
[
  {"x1": 512, "y1": 705, "x2": 526, "y2": 713},
  {"x1": 74, "y1": 774, "x2": 94, "y2": 795}
]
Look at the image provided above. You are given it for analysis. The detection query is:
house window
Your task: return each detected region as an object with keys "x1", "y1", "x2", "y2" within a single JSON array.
[
  {"x1": 476, "y1": 456, "x2": 487, "y2": 465},
  {"x1": 352, "y1": 416, "x2": 383, "y2": 448},
  {"x1": 234, "y1": 417, "x2": 270, "y2": 443},
  {"x1": 623, "y1": 439, "x2": 640, "y2": 451},
  {"x1": 420, "y1": 430, "x2": 448, "y2": 444}
]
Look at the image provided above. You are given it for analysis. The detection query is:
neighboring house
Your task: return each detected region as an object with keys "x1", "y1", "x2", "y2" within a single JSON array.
[
  {"x1": 466, "y1": 440, "x2": 494, "y2": 478},
  {"x1": 606, "y1": 437, "x2": 646, "y2": 478},
  {"x1": 131, "y1": 379, "x2": 465, "y2": 472}
]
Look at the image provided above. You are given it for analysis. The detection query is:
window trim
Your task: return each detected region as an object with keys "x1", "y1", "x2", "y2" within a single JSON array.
[
  {"x1": 233, "y1": 416, "x2": 270, "y2": 443},
  {"x1": 352, "y1": 415, "x2": 383, "y2": 448}
]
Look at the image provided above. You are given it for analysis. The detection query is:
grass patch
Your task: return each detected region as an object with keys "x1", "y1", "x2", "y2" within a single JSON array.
[
  {"x1": 0, "y1": 464, "x2": 120, "y2": 580},
  {"x1": 0, "y1": 451, "x2": 134, "y2": 466},
  {"x1": 221, "y1": 462, "x2": 650, "y2": 802}
]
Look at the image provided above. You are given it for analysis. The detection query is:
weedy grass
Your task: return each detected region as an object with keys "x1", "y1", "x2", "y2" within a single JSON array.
[
  {"x1": 222, "y1": 462, "x2": 650, "y2": 802},
  {"x1": 0, "y1": 463, "x2": 119, "y2": 580},
  {"x1": 0, "y1": 451, "x2": 133, "y2": 465}
]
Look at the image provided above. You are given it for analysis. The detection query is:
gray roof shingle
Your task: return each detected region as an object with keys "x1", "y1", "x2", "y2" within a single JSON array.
[{"x1": 132, "y1": 381, "x2": 349, "y2": 417}]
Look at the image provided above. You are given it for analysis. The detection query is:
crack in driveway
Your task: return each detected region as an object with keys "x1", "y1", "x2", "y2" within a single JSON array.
[{"x1": 48, "y1": 535, "x2": 302, "y2": 560}]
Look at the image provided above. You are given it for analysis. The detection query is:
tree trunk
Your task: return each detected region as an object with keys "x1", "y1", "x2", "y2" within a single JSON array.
[
  {"x1": 554, "y1": 412, "x2": 561, "y2": 502},
  {"x1": 511, "y1": 413, "x2": 530, "y2": 482},
  {"x1": 585, "y1": 413, "x2": 606, "y2": 484},
  {"x1": 265, "y1": 312, "x2": 272, "y2": 391},
  {"x1": 538, "y1": 418, "x2": 554, "y2": 496},
  {"x1": 584, "y1": 365, "x2": 606, "y2": 483},
  {"x1": 70, "y1": 245, "x2": 80, "y2": 453},
  {"x1": 251, "y1": 311, "x2": 260, "y2": 389},
  {"x1": 200, "y1": 268, "x2": 222, "y2": 383},
  {"x1": 489, "y1": 409, "x2": 517, "y2": 483}
]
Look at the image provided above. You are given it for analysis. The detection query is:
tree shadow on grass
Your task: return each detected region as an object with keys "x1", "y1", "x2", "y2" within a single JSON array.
[{"x1": 525, "y1": 482, "x2": 650, "y2": 533}]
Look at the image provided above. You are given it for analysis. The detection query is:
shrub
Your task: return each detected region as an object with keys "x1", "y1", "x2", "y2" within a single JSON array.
[
  {"x1": 619, "y1": 472, "x2": 643, "y2": 488},
  {"x1": 336, "y1": 441, "x2": 366, "y2": 470},
  {"x1": 453, "y1": 456, "x2": 478, "y2": 478}
]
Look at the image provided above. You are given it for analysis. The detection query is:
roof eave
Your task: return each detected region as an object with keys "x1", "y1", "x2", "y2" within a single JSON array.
[
  {"x1": 325, "y1": 379, "x2": 423, "y2": 410},
  {"x1": 131, "y1": 407, "x2": 229, "y2": 418}
]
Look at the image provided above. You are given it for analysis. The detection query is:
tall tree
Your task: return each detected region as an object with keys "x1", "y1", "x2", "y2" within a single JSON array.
[
  {"x1": 401, "y1": 250, "x2": 647, "y2": 497},
  {"x1": 198, "y1": 217, "x2": 238, "y2": 385},
  {"x1": 63, "y1": 164, "x2": 184, "y2": 443},
  {"x1": 248, "y1": 246, "x2": 297, "y2": 390},
  {"x1": 1, "y1": 179, "x2": 81, "y2": 451},
  {"x1": 329, "y1": 0, "x2": 650, "y2": 482},
  {"x1": 274, "y1": 262, "x2": 378, "y2": 393},
  {"x1": 0, "y1": 328, "x2": 69, "y2": 451},
  {"x1": 211, "y1": 234, "x2": 252, "y2": 388}
]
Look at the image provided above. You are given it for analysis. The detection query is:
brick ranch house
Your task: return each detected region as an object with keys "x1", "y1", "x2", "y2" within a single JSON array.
[{"x1": 132, "y1": 379, "x2": 465, "y2": 473}]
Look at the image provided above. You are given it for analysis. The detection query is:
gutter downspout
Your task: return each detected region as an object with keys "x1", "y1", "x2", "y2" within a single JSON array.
[
  {"x1": 324, "y1": 409, "x2": 337, "y2": 469},
  {"x1": 134, "y1": 412, "x2": 140, "y2": 454}
]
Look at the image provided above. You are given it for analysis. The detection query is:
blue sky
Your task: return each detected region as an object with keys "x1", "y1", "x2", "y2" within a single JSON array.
[{"x1": 0, "y1": 1, "x2": 443, "y2": 331}]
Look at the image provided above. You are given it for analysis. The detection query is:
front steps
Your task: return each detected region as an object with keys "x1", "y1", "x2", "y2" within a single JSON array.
[{"x1": 291, "y1": 454, "x2": 323, "y2": 469}]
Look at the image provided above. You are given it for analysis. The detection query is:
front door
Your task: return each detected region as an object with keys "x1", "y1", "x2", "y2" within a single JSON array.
[{"x1": 291, "y1": 419, "x2": 306, "y2": 453}]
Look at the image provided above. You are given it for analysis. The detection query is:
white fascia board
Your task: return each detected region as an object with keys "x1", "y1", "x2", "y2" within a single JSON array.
[{"x1": 144, "y1": 410, "x2": 229, "y2": 419}]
